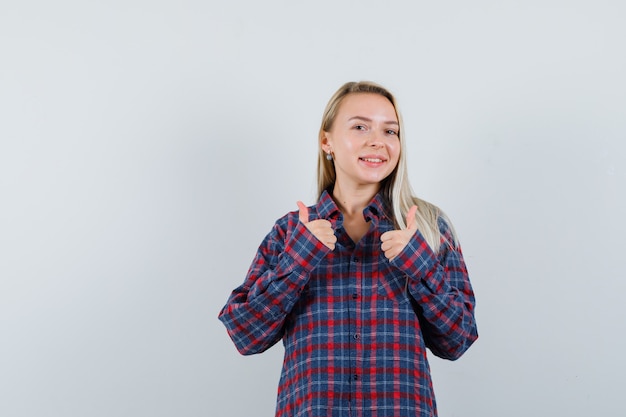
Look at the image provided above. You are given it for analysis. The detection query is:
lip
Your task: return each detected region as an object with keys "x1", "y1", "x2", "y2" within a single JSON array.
[{"x1": 358, "y1": 154, "x2": 388, "y2": 167}]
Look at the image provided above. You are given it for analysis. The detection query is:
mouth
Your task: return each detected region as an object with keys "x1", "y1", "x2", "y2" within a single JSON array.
[{"x1": 359, "y1": 156, "x2": 387, "y2": 163}]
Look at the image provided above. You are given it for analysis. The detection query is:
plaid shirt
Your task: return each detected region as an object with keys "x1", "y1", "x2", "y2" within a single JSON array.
[{"x1": 219, "y1": 191, "x2": 478, "y2": 417}]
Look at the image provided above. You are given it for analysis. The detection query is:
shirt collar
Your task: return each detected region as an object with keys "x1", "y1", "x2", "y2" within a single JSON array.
[
  {"x1": 315, "y1": 189, "x2": 391, "y2": 227},
  {"x1": 315, "y1": 189, "x2": 341, "y2": 220},
  {"x1": 363, "y1": 192, "x2": 390, "y2": 225}
]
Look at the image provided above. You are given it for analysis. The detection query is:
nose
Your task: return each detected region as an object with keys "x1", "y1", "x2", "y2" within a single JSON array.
[{"x1": 367, "y1": 132, "x2": 384, "y2": 148}]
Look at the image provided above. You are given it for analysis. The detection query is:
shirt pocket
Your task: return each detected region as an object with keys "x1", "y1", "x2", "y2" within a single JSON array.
[{"x1": 376, "y1": 273, "x2": 411, "y2": 305}]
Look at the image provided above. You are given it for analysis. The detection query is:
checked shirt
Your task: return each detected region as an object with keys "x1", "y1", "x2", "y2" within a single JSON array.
[{"x1": 218, "y1": 191, "x2": 478, "y2": 417}]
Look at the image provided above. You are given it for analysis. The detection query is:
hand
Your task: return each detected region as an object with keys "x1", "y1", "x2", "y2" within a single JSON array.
[
  {"x1": 380, "y1": 205, "x2": 418, "y2": 261},
  {"x1": 297, "y1": 201, "x2": 337, "y2": 251}
]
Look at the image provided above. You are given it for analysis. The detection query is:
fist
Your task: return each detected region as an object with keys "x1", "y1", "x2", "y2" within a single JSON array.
[
  {"x1": 297, "y1": 201, "x2": 337, "y2": 251},
  {"x1": 380, "y1": 205, "x2": 418, "y2": 261}
]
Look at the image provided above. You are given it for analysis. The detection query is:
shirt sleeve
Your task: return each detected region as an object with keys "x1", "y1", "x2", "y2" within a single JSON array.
[
  {"x1": 389, "y1": 216, "x2": 478, "y2": 360},
  {"x1": 218, "y1": 213, "x2": 331, "y2": 355}
]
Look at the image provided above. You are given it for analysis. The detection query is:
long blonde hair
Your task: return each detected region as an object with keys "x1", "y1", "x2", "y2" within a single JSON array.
[{"x1": 316, "y1": 81, "x2": 456, "y2": 253}]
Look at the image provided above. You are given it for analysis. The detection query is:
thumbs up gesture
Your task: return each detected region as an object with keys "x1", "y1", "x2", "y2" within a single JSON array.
[
  {"x1": 297, "y1": 201, "x2": 337, "y2": 251},
  {"x1": 380, "y1": 205, "x2": 418, "y2": 261}
]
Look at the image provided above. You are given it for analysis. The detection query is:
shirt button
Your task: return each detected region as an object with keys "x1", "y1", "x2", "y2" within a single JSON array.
[
  {"x1": 353, "y1": 374, "x2": 359, "y2": 380},
  {"x1": 352, "y1": 293, "x2": 358, "y2": 299},
  {"x1": 352, "y1": 258, "x2": 359, "y2": 263},
  {"x1": 354, "y1": 334, "x2": 360, "y2": 340}
]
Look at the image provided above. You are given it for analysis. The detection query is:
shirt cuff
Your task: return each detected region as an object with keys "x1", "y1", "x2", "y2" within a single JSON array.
[
  {"x1": 389, "y1": 230, "x2": 451, "y2": 295},
  {"x1": 282, "y1": 221, "x2": 331, "y2": 274}
]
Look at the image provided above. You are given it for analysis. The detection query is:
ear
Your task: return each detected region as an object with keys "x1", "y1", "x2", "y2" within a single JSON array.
[{"x1": 321, "y1": 131, "x2": 332, "y2": 153}]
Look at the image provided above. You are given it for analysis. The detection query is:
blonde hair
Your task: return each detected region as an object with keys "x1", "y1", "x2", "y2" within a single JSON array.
[{"x1": 316, "y1": 81, "x2": 456, "y2": 253}]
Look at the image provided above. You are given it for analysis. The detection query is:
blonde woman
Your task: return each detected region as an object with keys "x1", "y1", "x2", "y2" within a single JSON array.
[{"x1": 219, "y1": 81, "x2": 478, "y2": 417}]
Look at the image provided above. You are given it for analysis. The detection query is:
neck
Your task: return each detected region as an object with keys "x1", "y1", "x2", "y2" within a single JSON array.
[{"x1": 331, "y1": 182, "x2": 380, "y2": 217}]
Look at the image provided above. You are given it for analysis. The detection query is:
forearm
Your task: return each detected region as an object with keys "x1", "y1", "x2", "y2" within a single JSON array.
[
  {"x1": 218, "y1": 221, "x2": 330, "y2": 355},
  {"x1": 218, "y1": 259, "x2": 311, "y2": 355},
  {"x1": 390, "y1": 230, "x2": 478, "y2": 360},
  {"x1": 409, "y1": 268, "x2": 478, "y2": 360}
]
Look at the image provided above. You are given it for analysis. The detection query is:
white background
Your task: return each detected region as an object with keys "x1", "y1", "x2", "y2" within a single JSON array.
[{"x1": 1, "y1": 1, "x2": 625, "y2": 416}]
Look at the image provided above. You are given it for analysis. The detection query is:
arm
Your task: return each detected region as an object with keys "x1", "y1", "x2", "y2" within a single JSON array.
[
  {"x1": 390, "y1": 217, "x2": 478, "y2": 360},
  {"x1": 218, "y1": 214, "x2": 331, "y2": 355}
]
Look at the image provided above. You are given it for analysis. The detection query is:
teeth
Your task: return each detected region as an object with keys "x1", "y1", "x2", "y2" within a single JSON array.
[{"x1": 362, "y1": 158, "x2": 383, "y2": 163}]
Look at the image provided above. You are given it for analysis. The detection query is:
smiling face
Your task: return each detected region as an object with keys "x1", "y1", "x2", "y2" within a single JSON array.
[{"x1": 322, "y1": 92, "x2": 401, "y2": 193}]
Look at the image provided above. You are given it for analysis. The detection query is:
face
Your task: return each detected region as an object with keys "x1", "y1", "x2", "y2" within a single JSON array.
[{"x1": 322, "y1": 93, "x2": 400, "y2": 191}]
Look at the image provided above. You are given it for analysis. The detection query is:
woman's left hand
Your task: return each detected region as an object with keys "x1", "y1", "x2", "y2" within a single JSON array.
[{"x1": 380, "y1": 205, "x2": 418, "y2": 261}]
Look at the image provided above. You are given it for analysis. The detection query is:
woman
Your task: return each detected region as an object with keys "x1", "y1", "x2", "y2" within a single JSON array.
[{"x1": 218, "y1": 81, "x2": 478, "y2": 417}]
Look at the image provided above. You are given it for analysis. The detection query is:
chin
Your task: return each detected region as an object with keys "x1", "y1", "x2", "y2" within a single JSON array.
[{"x1": 360, "y1": 176, "x2": 388, "y2": 186}]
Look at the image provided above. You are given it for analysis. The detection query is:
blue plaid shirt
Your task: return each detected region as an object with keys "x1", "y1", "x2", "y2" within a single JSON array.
[{"x1": 219, "y1": 191, "x2": 478, "y2": 417}]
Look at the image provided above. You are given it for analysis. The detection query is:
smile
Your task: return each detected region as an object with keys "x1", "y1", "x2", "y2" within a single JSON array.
[{"x1": 359, "y1": 157, "x2": 386, "y2": 163}]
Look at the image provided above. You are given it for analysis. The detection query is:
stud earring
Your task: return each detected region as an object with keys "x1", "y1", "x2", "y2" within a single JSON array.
[{"x1": 326, "y1": 152, "x2": 333, "y2": 161}]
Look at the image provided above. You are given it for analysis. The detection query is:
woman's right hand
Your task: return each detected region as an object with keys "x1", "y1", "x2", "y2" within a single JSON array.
[{"x1": 297, "y1": 201, "x2": 337, "y2": 251}]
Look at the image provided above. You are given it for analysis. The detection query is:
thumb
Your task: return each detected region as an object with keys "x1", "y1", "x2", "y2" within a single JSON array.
[
  {"x1": 406, "y1": 205, "x2": 418, "y2": 230},
  {"x1": 297, "y1": 201, "x2": 309, "y2": 224}
]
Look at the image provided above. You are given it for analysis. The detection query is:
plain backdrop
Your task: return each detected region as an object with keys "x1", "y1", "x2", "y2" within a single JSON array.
[{"x1": 1, "y1": 1, "x2": 625, "y2": 416}]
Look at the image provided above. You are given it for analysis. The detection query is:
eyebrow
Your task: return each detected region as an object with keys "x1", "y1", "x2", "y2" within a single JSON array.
[{"x1": 348, "y1": 116, "x2": 399, "y2": 126}]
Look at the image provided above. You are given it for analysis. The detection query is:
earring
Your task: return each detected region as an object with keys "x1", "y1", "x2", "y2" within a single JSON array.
[{"x1": 326, "y1": 152, "x2": 333, "y2": 161}]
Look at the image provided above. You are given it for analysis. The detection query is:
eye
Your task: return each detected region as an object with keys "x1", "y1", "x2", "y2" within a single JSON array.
[
  {"x1": 354, "y1": 124, "x2": 366, "y2": 131},
  {"x1": 386, "y1": 129, "x2": 398, "y2": 136}
]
